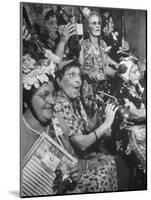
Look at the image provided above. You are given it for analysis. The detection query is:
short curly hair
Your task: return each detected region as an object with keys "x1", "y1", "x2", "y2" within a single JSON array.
[{"x1": 86, "y1": 11, "x2": 102, "y2": 30}]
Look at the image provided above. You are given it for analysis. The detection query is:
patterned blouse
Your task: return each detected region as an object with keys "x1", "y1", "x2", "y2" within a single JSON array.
[
  {"x1": 55, "y1": 92, "x2": 118, "y2": 192},
  {"x1": 114, "y1": 78, "x2": 146, "y2": 171},
  {"x1": 55, "y1": 94, "x2": 89, "y2": 137},
  {"x1": 81, "y1": 39, "x2": 109, "y2": 81}
]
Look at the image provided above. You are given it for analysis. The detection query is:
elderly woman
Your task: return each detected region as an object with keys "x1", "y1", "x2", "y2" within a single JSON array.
[
  {"x1": 55, "y1": 59, "x2": 119, "y2": 192},
  {"x1": 78, "y1": 11, "x2": 119, "y2": 116},
  {"x1": 79, "y1": 11, "x2": 118, "y2": 80},
  {"x1": 21, "y1": 53, "x2": 83, "y2": 196},
  {"x1": 113, "y1": 56, "x2": 146, "y2": 189}
]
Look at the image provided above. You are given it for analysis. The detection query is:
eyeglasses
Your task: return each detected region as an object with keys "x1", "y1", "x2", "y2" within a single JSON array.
[
  {"x1": 131, "y1": 69, "x2": 140, "y2": 75},
  {"x1": 89, "y1": 21, "x2": 101, "y2": 26},
  {"x1": 64, "y1": 72, "x2": 81, "y2": 79},
  {"x1": 35, "y1": 91, "x2": 57, "y2": 102}
]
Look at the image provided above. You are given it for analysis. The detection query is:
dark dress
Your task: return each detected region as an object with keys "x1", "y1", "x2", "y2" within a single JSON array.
[
  {"x1": 112, "y1": 75, "x2": 146, "y2": 190},
  {"x1": 102, "y1": 31, "x2": 129, "y2": 63}
]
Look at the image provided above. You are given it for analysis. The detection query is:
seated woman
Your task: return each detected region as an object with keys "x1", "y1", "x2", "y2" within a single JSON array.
[
  {"x1": 113, "y1": 56, "x2": 146, "y2": 189},
  {"x1": 22, "y1": 53, "x2": 84, "y2": 196},
  {"x1": 55, "y1": 59, "x2": 119, "y2": 192}
]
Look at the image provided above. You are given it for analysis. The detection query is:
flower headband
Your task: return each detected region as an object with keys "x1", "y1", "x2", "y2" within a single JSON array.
[{"x1": 23, "y1": 50, "x2": 60, "y2": 90}]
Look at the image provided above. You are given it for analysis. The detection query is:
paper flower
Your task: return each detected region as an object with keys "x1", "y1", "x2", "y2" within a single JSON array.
[{"x1": 23, "y1": 55, "x2": 55, "y2": 90}]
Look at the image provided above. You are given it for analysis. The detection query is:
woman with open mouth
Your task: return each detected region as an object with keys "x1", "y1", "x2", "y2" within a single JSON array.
[
  {"x1": 21, "y1": 52, "x2": 82, "y2": 196},
  {"x1": 55, "y1": 59, "x2": 119, "y2": 192}
]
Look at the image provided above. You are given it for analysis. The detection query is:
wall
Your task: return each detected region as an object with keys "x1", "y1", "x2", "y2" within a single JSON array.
[{"x1": 124, "y1": 9, "x2": 146, "y2": 60}]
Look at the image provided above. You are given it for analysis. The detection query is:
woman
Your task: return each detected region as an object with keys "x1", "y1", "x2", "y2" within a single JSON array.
[
  {"x1": 114, "y1": 56, "x2": 146, "y2": 189},
  {"x1": 55, "y1": 59, "x2": 119, "y2": 192},
  {"x1": 21, "y1": 54, "x2": 82, "y2": 196},
  {"x1": 79, "y1": 11, "x2": 118, "y2": 116},
  {"x1": 79, "y1": 11, "x2": 118, "y2": 80},
  {"x1": 102, "y1": 12, "x2": 129, "y2": 63}
]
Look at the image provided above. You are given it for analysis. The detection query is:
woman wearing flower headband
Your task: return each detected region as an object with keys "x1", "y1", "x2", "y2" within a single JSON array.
[
  {"x1": 21, "y1": 54, "x2": 84, "y2": 195},
  {"x1": 55, "y1": 59, "x2": 119, "y2": 192},
  {"x1": 113, "y1": 56, "x2": 146, "y2": 189}
]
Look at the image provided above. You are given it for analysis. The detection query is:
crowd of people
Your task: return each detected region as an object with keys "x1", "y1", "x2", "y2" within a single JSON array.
[{"x1": 21, "y1": 3, "x2": 146, "y2": 196}]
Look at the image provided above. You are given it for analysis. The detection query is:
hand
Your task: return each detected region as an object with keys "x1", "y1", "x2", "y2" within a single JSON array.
[
  {"x1": 124, "y1": 98, "x2": 138, "y2": 115},
  {"x1": 104, "y1": 103, "x2": 118, "y2": 127},
  {"x1": 68, "y1": 162, "x2": 82, "y2": 183},
  {"x1": 44, "y1": 49, "x2": 60, "y2": 63},
  {"x1": 60, "y1": 23, "x2": 76, "y2": 44}
]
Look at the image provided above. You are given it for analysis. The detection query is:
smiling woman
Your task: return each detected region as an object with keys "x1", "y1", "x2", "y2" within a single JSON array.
[
  {"x1": 22, "y1": 59, "x2": 57, "y2": 158},
  {"x1": 21, "y1": 53, "x2": 83, "y2": 196}
]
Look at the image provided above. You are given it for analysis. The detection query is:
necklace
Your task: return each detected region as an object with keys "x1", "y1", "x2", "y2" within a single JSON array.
[
  {"x1": 23, "y1": 116, "x2": 49, "y2": 136},
  {"x1": 91, "y1": 43, "x2": 100, "y2": 56}
]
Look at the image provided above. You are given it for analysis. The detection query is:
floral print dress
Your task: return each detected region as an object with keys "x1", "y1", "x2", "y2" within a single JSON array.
[
  {"x1": 114, "y1": 78, "x2": 146, "y2": 172},
  {"x1": 55, "y1": 94, "x2": 118, "y2": 192},
  {"x1": 81, "y1": 39, "x2": 116, "y2": 116}
]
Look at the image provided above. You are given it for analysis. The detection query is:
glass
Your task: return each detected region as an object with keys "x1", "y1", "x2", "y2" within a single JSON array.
[
  {"x1": 64, "y1": 72, "x2": 81, "y2": 79},
  {"x1": 35, "y1": 91, "x2": 57, "y2": 102},
  {"x1": 89, "y1": 21, "x2": 101, "y2": 26}
]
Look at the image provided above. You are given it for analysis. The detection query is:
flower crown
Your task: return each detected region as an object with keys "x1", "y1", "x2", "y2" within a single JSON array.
[
  {"x1": 23, "y1": 51, "x2": 60, "y2": 90},
  {"x1": 23, "y1": 63, "x2": 50, "y2": 90}
]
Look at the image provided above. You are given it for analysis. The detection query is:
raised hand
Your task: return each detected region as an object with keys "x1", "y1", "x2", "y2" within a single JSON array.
[
  {"x1": 60, "y1": 23, "x2": 76, "y2": 44},
  {"x1": 104, "y1": 103, "x2": 118, "y2": 127}
]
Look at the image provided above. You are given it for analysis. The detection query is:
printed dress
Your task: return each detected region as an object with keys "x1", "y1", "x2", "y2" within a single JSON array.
[
  {"x1": 113, "y1": 77, "x2": 146, "y2": 189},
  {"x1": 82, "y1": 39, "x2": 108, "y2": 81},
  {"x1": 55, "y1": 94, "x2": 118, "y2": 192},
  {"x1": 81, "y1": 39, "x2": 116, "y2": 116},
  {"x1": 114, "y1": 77, "x2": 146, "y2": 171}
]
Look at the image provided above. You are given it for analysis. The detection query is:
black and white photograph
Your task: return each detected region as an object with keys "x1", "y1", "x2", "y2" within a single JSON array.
[{"x1": 20, "y1": 1, "x2": 147, "y2": 198}]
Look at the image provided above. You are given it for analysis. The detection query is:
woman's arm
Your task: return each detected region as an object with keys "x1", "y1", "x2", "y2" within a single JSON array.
[
  {"x1": 55, "y1": 23, "x2": 76, "y2": 60},
  {"x1": 70, "y1": 104, "x2": 118, "y2": 151},
  {"x1": 70, "y1": 122, "x2": 110, "y2": 151},
  {"x1": 78, "y1": 42, "x2": 84, "y2": 66},
  {"x1": 106, "y1": 56, "x2": 119, "y2": 70}
]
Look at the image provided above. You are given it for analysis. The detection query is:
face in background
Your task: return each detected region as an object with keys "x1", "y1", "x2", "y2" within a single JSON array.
[
  {"x1": 59, "y1": 66, "x2": 82, "y2": 100},
  {"x1": 108, "y1": 16, "x2": 114, "y2": 33},
  {"x1": 129, "y1": 64, "x2": 141, "y2": 85},
  {"x1": 88, "y1": 15, "x2": 101, "y2": 37},
  {"x1": 31, "y1": 81, "x2": 56, "y2": 124},
  {"x1": 45, "y1": 15, "x2": 58, "y2": 40}
]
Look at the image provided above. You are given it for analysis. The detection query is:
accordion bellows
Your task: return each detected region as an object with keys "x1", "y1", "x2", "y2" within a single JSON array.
[{"x1": 21, "y1": 133, "x2": 77, "y2": 197}]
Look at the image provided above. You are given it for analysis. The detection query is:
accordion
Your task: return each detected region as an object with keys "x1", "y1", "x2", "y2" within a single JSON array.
[{"x1": 21, "y1": 133, "x2": 77, "y2": 197}]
